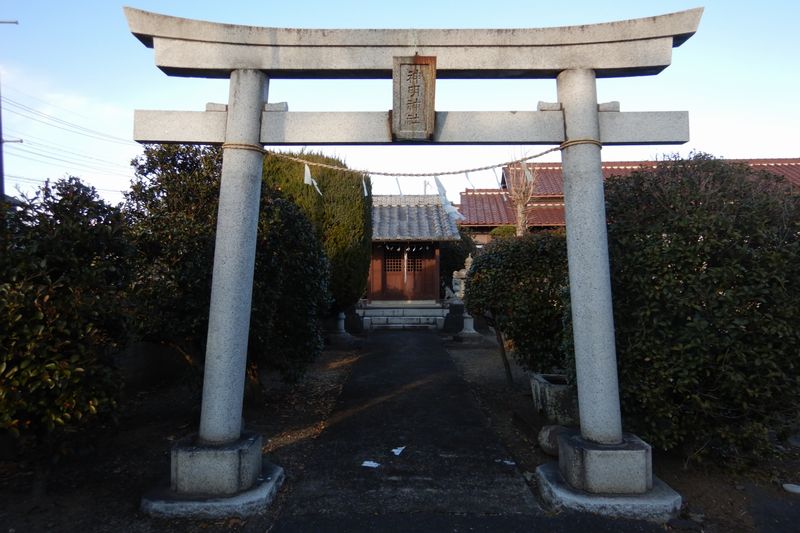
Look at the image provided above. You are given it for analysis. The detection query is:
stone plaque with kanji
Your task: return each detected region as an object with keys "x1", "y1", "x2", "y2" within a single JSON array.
[{"x1": 392, "y1": 56, "x2": 436, "y2": 141}]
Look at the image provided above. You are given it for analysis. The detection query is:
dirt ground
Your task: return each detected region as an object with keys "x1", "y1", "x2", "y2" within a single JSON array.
[
  {"x1": 444, "y1": 335, "x2": 800, "y2": 533},
  {"x1": 1, "y1": 333, "x2": 798, "y2": 532}
]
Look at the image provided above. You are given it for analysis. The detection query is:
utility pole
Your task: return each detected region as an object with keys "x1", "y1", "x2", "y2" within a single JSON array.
[
  {"x1": 1, "y1": 74, "x2": 6, "y2": 201},
  {"x1": 1, "y1": 20, "x2": 19, "y2": 202}
]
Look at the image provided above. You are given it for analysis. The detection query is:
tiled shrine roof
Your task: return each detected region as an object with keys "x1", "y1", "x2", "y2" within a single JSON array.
[{"x1": 372, "y1": 195, "x2": 461, "y2": 242}]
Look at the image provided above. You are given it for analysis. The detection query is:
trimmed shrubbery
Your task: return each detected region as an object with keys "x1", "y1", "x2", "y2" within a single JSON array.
[
  {"x1": 0, "y1": 179, "x2": 130, "y2": 459},
  {"x1": 489, "y1": 225, "x2": 516, "y2": 240},
  {"x1": 467, "y1": 154, "x2": 800, "y2": 464},
  {"x1": 126, "y1": 144, "x2": 331, "y2": 382},
  {"x1": 606, "y1": 154, "x2": 800, "y2": 463},
  {"x1": 263, "y1": 152, "x2": 372, "y2": 313},
  {"x1": 465, "y1": 230, "x2": 568, "y2": 373}
]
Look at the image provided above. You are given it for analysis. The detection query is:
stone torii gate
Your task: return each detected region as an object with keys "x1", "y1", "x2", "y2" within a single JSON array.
[{"x1": 125, "y1": 6, "x2": 703, "y2": 520}]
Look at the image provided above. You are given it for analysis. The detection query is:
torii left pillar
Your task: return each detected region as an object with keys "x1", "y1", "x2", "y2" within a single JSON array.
[{"x1": 141, "y1": 70, "x2": 285, "y2": 518}]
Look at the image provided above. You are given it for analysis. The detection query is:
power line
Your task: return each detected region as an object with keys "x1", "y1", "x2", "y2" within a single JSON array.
[
  {"x1": 6, "y1": 144, "x2": 132, "y2": 176},
  {"x1": 2, "y1": 96, "x2": 137, "y2": 146},
  {"x1": 10, "y1": 137, "x2": 133, "y2": 170},
  {"x1": 4, "y1": 105, "x2": 134, "y2": 146},
  {"x1": 5, "y1": 173, "x2": 126, "y2": 195},
  {"x1": 2, "y1": 83, "x2": 97, "y2": 123},
  {"x1": 5, "y1": 126, "x2": 135, "y2": 158},
  {"x1": 2, "y1": 95, "x2": 136, "y2": 144},
  {"x1": 6, "y1": 146, "x2": 133, "y2": 178}
]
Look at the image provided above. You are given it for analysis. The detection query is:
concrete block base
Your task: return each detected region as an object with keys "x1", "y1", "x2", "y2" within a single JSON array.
[
  {"x1": 558, "y1": 430, "x2": 652, "y2": 494},
  {"x1": 141, "y1": 462, "x2": 285, "y2": 518},
  {"x1": 530, "y1": 374, "x2": 578, "y2": 425},
  {"x1": 171, "y1": 431, "x2": 263, "y2": 495},
  {"x1": 536, "y1": 462, "x2": 681, "y2": 523},
  {"x1": 460, "y1": 314, "x2": 478, "y2": 335}
]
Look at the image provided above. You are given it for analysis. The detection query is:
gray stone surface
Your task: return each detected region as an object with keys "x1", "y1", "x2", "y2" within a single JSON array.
[
  {"x1": 538, "y1": 425, "x2": 568, "y2": 457},
  {"x1": 142, "y1": 462, "x2": 285, "y2": 518},
  {"x1": 198, "y1": 69, "x2": 267, "y2": 445},
  {"x1": 558, "y1": 430, "x2": 652, "y2": 494},
  {"x1": 536, "y1": 462, "x2": 681, "y2": 523},
  {"x1": 171, "y1": 432, "x2": 263, "y2": 495},
  {"x1": 557, "y1": 68, "x2": 623, "y2": 445},
  {"x1": 134, "y1": 109, "x2": 689, "y2": 146},
  {"x1": 125, "y1": 7, "x2": 702, "y2": 78},
  {"x1": 460, "y1": 314, "x2": 478, "y2": 334},
  {"x1": 530, "y1": 373, "x2": 578, "y2": 425},
  {"x1": 392, "y1": 56, "x2": 436, "y2": 141}
]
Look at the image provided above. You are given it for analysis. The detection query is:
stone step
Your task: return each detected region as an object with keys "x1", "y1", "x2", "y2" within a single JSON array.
[
  {"x1": 375, "y1": 323, "x2": 437, "y2": 330},
  {"x1": 369, "y1": 316, "x2": 437, "y2": 325},
  {"x1": 359, "y1": 307, "x2": 448, "y2": 318},
  {"x1": 363, "y1": 315, "x2": 444, "y2": 331}
]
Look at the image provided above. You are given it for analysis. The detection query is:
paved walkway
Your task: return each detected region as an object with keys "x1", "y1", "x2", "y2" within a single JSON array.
[{"x1": 271, "y1": 331, "x2": 658, "y2": 532}]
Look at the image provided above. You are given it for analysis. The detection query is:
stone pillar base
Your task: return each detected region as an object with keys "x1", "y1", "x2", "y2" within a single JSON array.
[
  {"x1": 536, "y1": 462, "x2": 681, "y2": 523},
  {"x1": 460, "y1": 314, "x2": 479, "y2": 335},
  {"x1": 142, "y1": 462, "x2": 285, "y2": 518},
  {"x1": 141, "y1": 431, "x2": 285, "y2": 518},
  {"x1": 171, "y1": 431, "x2": 263, "y2": 494},
  {"x1": 558, "y1": 430, "x2": 651, "y2": 494}
]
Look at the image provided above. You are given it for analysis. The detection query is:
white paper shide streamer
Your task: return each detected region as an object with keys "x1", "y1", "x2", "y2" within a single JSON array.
[
  {"x1": 434, "y1": 175, "x2": 465, "y2": 221},
  {"x1": 304, "y1": 164, "x2": 322, "y2": 195}
]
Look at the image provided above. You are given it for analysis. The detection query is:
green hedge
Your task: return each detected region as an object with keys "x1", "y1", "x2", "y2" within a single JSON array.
[
  {"x1": 606, "y1": 154, "x2": 800, "y2": 463},
  {"x1": 263, "y1": 152, "x2": 371, "y2": 312},
  {"x1": 250, "y1": 192, "x2": 330, "y2": 381},
  {"x1": 465, "y1": 231, "x2": 568, "y2": 373},
  {"x1": 126, "y1": 145, "x2": 330, "y2": 382},
  {"x1": 0, "y1": 179, "x2": 130, "y2": 458},
  {"x1": 489, "y1": 225, "x2": 517, "y2": 240},
  {"x1": 465, "y1": 154, "x2": 800, "y2": 464}
]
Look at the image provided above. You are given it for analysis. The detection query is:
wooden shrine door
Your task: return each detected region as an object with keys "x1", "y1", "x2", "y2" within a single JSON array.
[{"x1": 374, "y1": 245, "x2": 438, "y2": 300}]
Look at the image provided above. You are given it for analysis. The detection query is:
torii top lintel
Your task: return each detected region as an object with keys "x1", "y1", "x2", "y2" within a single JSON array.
[{"x1": 124, "y1": 6, "x2": 703, "y2": 80}]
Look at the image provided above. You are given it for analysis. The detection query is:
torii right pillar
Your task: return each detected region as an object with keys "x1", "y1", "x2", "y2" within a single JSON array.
[{"x1": 534, "y1": 68, "x2": 681, "y2": 521}]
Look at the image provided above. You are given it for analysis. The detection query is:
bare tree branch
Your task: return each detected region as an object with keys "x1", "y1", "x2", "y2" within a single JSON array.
[{"x1": 507, "y1": 164, "x2": 537, "y2": 236}]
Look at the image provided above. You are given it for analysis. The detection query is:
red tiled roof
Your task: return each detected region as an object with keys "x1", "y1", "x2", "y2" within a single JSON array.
[
  {"x1": 527, "y1": 204, "x2": 565, "y2": 227},
  {"x1": 502, "y1": 158, "x2": 800, "y2": 195},
  {"x1": 459, "y1": 189, "x2": 515, "y2": 226},
  {"x1": 743, "y1": 159, "x2": 800, "y2": 187},
  {"x1": 462, "y1": 158, "x2": 800, "y2": 229},
  {"x1": 458, "y1": 189, "x2": 564, "y2": 227}
]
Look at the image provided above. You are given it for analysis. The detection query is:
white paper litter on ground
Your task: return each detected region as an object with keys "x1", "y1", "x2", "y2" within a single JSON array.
[
  {"x1": 495, "y1": 459, "x2": 516, "y2": 466},
  {"x1": 361, "y1": 460, "x2": 380, "y2": 468},
  {"x1": 783, "y1": 483, "x2": 800, "y2": 494},
  {"x1": 391, "y1": 446, "x2": 406, "y2": 456}
]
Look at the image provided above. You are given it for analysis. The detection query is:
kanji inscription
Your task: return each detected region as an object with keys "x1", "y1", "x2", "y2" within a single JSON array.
[{"x1": 392, "y1": 56, "x2": 436, "y2": 141}]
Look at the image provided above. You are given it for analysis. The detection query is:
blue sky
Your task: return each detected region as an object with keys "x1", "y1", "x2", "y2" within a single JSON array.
[{"x1": 1, "y1": 1, "x2": 799, "y2": 203}]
